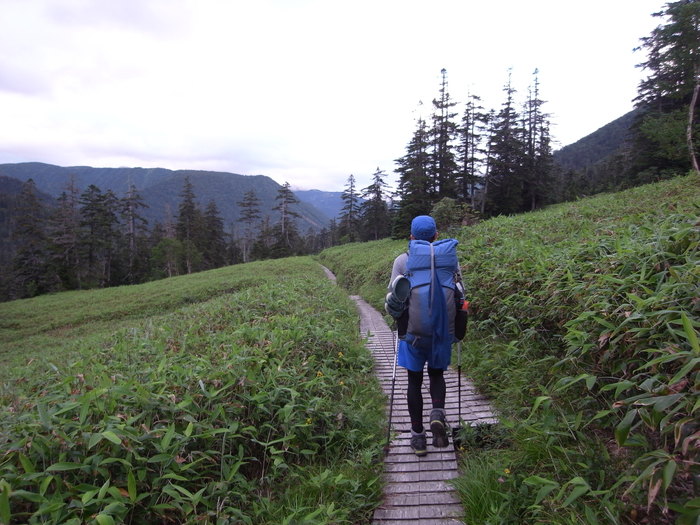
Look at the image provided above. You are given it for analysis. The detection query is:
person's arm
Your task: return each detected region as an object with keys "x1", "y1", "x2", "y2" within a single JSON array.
[
  {"x1": 385, "y1": 253, "x2": 409, "y2": 318},
  {"x1": 388, "y1": 252, "x2": 408, "y2": 289}
]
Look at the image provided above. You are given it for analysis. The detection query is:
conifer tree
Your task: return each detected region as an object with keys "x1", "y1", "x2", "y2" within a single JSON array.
[
  {"x1": 11, "y1": 179, "x2": 52, "y2": 298},
  {"x1": 457, "y1": 93, "x2": 489, "y2": 207},
  {"x1": 79, "y1": 185, "x2": 121, "y2": 287},
  {"x1": 485, "y1": 72, "x2": 526, "y2": 215},
  {"x1": 394, "y1": 116, "x2": 432, "y2": 237},
  {"x1": 360, "y1": 168, "x2": 390, "y2": 241},
  {"x1": 121, "y1": 184, "x2": 149, "y2": 283},
  {"x1": 339, "y1": 174, "x2": 361, "y2": 242},
  {"x1": 430, "y1": 68, "x2": 459, "y2": 199},
  {"x1": 237, "y1": 189, "x2": 261, "y2": 263},
  {"x1": 272, "y1": 181, "x2": 301, "y2": 255},
  {"x1": 202, "y1": 199, "x2": 226, "y2": 269},
  {"x1": 175, "y1": 177, "x2": 203, "y2": 274},
  {"x1": 48, "y1": 177, "x2": 82, "y2": 290},
  {"x1": 522, "y1": 71, "x2": 554, "y2": 211}
]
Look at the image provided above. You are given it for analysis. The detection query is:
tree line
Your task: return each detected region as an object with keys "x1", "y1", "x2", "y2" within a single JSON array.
[
  {"x1": 389, "y1": 67, "x2": 556, "y2": 237},
  {"x1": 1, "y1": 177, "x2": 335, "y2": 301},
  {"x1": 1, "y1": 168, "x2": 398, "y2": 301}
]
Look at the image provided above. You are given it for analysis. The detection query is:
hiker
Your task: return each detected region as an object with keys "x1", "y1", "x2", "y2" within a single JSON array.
[{"x1": 385, "y1": 215, "x2": 461, "y2": 456}]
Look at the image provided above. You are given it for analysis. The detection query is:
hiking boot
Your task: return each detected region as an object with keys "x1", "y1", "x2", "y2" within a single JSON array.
[
  {"x1": 410, "y1": 431, "x2": 427, "y2": 456},
  {"x1": 430, "y1": 408, "x2": 449, "y2": 448}
]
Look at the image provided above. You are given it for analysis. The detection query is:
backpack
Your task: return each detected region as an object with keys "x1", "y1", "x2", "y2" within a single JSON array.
[{"x1": 402, "y1": 238, "x2": 462, "y2": 364}]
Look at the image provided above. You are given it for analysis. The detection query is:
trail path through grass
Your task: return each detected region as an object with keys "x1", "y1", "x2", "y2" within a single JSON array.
[{"x1": 325, "y1": 265, "x2": 498, "y2": 523}]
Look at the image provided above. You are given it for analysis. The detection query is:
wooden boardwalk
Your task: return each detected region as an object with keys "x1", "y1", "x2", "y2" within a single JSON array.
[{"x1": 350, "y1": 295, "x2": 498, "y2": 525}]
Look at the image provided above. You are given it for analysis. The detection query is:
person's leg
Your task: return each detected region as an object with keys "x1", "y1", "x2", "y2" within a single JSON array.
[
  {"x1": 407, "y1": 368, "x2": 427, "y2": 456},
  {"x1": 428, "y1": 367, "x2": 446, "y2": 408},
  {"x1": 428, "y1": 367, "x2": 449, "y2": 447},
  {"x1": 407, "y1": 369, "x2": 424, "y2": 433}
]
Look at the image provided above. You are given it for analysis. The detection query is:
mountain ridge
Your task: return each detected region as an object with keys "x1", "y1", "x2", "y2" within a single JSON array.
[{"x1": 0, "y1": 162, "x2": 332, "y2": 233}]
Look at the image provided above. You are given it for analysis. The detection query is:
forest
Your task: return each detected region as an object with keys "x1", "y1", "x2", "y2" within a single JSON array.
[{"x1": 1, "y1": 0, "x2": 697, "y2": 302}]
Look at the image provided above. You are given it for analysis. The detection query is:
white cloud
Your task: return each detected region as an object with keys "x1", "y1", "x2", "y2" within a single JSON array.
[{"x1": 0, "y1": 0, "x2": 664, "y2": 191}]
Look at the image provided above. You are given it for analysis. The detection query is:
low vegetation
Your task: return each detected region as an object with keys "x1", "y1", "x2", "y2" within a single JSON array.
[
  {"x1": 0, "y1": 258, "x2": 385, "y2": 524},
  {"x1": 319, "y1": 173, "x2": 699, "y2": 524}
]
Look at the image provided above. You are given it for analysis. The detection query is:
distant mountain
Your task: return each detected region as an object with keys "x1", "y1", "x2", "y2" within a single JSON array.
[
  {"x1": 553, "y1": 109, "x2": 641, "y2": 171},
  {"x1": 295, "y1": 190, "x2": 347, "y2": 220},
  {"x1": 0, "y1": 163, "x2": 331, "y2": 233}
]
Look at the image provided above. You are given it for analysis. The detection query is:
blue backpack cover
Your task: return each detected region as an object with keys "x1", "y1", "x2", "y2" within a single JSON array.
[{"x1": 404, "y1": 238, "x2": 459, "y2": 368}]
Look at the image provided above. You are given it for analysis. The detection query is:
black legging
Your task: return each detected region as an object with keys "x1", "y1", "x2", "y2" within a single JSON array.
[{"x1": 407, "y1": 367, "x2": 445, "y2": 433}]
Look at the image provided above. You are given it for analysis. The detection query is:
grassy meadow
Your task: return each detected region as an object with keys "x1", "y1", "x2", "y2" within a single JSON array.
[
  {"x1": 319, "y1": 173, "x2": 700, "y2": 524},
  {"x1": 0, "y1": 258, "x2": 385, "y2": 524},
  {"x1": 1, "y1": 173, "x2": 698, "y2": 524}
]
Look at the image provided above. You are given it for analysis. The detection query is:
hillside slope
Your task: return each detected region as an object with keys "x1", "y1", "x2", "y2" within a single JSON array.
[
  {"x1": 553, "y1": 109, "x2": 640, "y2": 171},
  {"x1": 318, "y1": 173, "x2": 699, "y2": 523}
]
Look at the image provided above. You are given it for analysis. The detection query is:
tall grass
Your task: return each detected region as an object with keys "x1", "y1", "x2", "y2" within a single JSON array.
[
  {"x1": 0, "y1": 257, "x2": 385, "y2": 524},
  {"x1": 319, "y1": 173, "x2": 700, "y2": 524}
]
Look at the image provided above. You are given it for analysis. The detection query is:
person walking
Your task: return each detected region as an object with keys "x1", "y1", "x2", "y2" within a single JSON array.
[{"x1": 385, "y1": 215, "x2": 459, "y2": 456}]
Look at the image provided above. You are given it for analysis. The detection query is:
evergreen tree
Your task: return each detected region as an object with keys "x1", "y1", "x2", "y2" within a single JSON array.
[
  {"x1": 237, "y1": 189, "x2": 261, "y2": 263},
  {"x1": 11, "y1": 179, "x2": 52, "y2": 298},
  {"x1": 79, "y1": 185, "x2": 121, "y2": 287},
  {"x1": 272, "y1": 182, "x2": 301, "y2": 255},
  {"x1": 47, "y1": 177, "x2": 82, "y2": 290},
  {"x1": 635, "y1": 0, "x2": 700, "y2": 174},
  {"x1": 522, "y1": 71, "x2": 555, "y2": 211},
  {"x1": 430, "y1": 68, "x2": 460, "y2": 199},
  {"x1": 359, "y1": 168, "x2": 390, "y2": 241},
  {"x1": 485, "y1": 73, "x2": 526, "y2": 215},
  {"x1": 393, "y1": 116, "x2": 432, "y2": 237},
  {"x1": 339, "y1": 174, "x2": 361, "y2": 242},
  {"x1": 151, "y1": 238, "x2": 183, "y2": 278},
  {"x1": 175, "y1": 177, "x2": 203, "y2": 274},
  {"x1": 202, "y1": 199, "x2": 226, "y2": 269},
  {"x1": 120, "y1": 184, "x2": 149, "y2": 283},
  {"x1": 457, "y1": 93, "x2": 489, "y2": 207},
  {"x1": 251, "y1": 216, "x2": 274, "y2": 260}
]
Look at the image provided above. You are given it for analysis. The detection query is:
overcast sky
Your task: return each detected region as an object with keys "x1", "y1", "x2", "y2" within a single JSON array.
[{"x1": 0, "y1": 0, "x2": 664, "y2": 191}]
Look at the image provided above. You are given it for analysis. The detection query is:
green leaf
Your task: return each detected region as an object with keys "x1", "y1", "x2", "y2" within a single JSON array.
[
  {"x1": 184, "y1": 422, "x2": 194, "y2": 437},
  {"x1": 662, "y1": 459, "x2": 677, "y2": 491},
  {"x1": 37, "y1": 402, "x2": 51, "y2": 429},
  {"x1": 52, "y1": 401, "x2": 81, "y2": 416},
  {"x1": 81, "y1": 489, "x2": 98, "y2": 505},
  {"x1": 127, "y1": 470, "x2": 137, "y2": 502},
  {"x1": 18, "y1": 453, "x2": 35, "y2": 473},
  {"x1": 10, "y1": 490, "x2": 45, "y2": 503},
  {"x1": 46, "y1": 462, "x2": 83, "y2": 472},
  {"x1": 161, "y1": 424, "x2": 175, "y2": 450},
  {"x1": 533, "y1": 483, "x2": 559, "y2": 505},
  {"x1": 681, "y1": 312, "x2": 700, "y2": 354},
  {"x1": 39, "y1": 475, "x2": 53, "y2": 496},
  {"x1": 95, "y1": 514, "x2": 115, "y2": 525},
  {"x1": 88, "y1": 432, "x2": 103, "y2": 449},
  {"x1": 563, "y1": 481, "x2": 590, "y2": 506},
  {"x1": 79, "y1": 399, "x2": 90, "y2": 424},
  {"x1": 0, "y1": 481, "x2": 11, "y2": 525},
  {"x1": 669, "y1": 357, "x2": 700, "y2": 386},
  {"x1": 98, "y1": 479, "x2": 110, "y2": 500},
  {"x1": 101, "y1": 431, "x2": 121, "y2": 445},
  {"x1": 615, "y1": 409, "x2": 638, "y2": 446}
]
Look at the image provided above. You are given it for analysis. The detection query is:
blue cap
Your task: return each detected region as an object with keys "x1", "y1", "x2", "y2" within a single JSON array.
[{"x1": 411, "y1": 215, "x2": 437, "y2": 241}]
